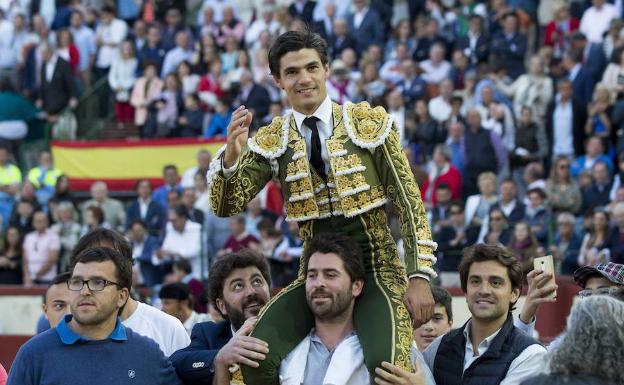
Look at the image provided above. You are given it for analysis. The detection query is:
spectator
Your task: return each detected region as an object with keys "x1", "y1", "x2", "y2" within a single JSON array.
[
  {"x1": 422, "y1": 145, "x2": 462, "y2": 207},
  {"x1": 127, "y1": 219, "x2": 163, "y2": 288},
  {"x1": 397, "y1": 59, "x2": 427, "y2": 108},
  {"x1": 463, "y1": 109, "x2": 506, "y2": 196},
  {"x1": 520, "y1": 296, "x2": 623, "y2": 385},
  {"x1": 509, "y1": 106, "x2": 548, "y2": 191},
  {"x1": 80, "y1": 205, "x2": 108, "y2": 236},
  {"x1": 347, "y1": 0, "x2": 384, "y2": 57},
  {"x1": 354, "y1": 60, "x2": 385, "y2": 103},
  {"x1": 236, "y1": 69, "x2": 270, "y2": 131},
  {"x1": 27, "y1": 150, "x2": 63, "y2": 208},
  {"x1": 50, "y1": 202, "x2": 81, "y2": 273},
  {"x1": 137, "y1": 25, "x2": 165, "y2": 74},
  {"x1": 108, "y1": 40, "x2": 137, "y2": 126},
  {"x1": 420, "y1": 43, "x2": 452, "y2": 86},
  {"x1": 574, "y1": 262, "x2": 624, "y2": 299},
  {"x1": 413, "y1": 286, "x2": 453, "y2": 351},
  {"x1": 80, "y1": 181, "x2": 126, "y2": 232},
  {"x1": 245, "y1": 4, "x2": 280, "y2": 48},
  {"x1": 158, "y1": 206, "x2": 202, "y2": 279},
  {"x1": 327, "y1": 59, "x2": 357, "y2": 105},
  {"x1": 413, "y1": 17, "x2": 448, "y2": 63},
  {"x1": 41, "y1": 272, "x2": 71, "y2": 328},
  {"x1": 579, "y1": 0, "x2": 619, "y2": 44},
  {"x1": 153, "y1": 73, "x2": 184, "y2": 137},
  {"x1": 600, "y1": 49, "x2": 624, "y2": 101},
  {"x1": 489, "y1": 12, "x2": 527, "y2": 79},
  {"x1": 547, "y1": 156, "x2": 582, "y2": 215},
  {"x1": 562, "y1": 48, "x2": 595, "y2": 107},
  {"x1": 550, "y1": 212, "x2": 583, "y2": 275},
  {"x1": 8, "y1": 247, "x2": 182, "y2": 385},
  {"x1": 546, "y1": 78, "x2": 586, "y2": 158},
  {"x1": 197, "y1": 59, "x2": 224, "y2": 108},
  {"x1": 385, "y1": 90, "x2": 407, "y2": 145},
  {"x1": 524, "y1": 188, "x2": 549, "y2": 245},
  {"x1": 159, "y1": 282, "x2": 212, "y2": 335},
  {"x1": 170, "y1": 249, "x2": 271, "y2": 385},
  {"x1": 465, "y1": 171, "x2": 498, "y2": 228},
  {"x1": 449, "y1": 50, "x2": 471, "y2": 91},
  {"x1": 508, "y1": 221, "x2": 542, "y2": 274},
  {"x1": 491, "y1": 179, "x2": 527, "y2": 225},
  {"x1": 214, "y1": 6, "x2": 245, "y2": 48},
  {"x1": 165, "y1": 259, "x2": 206, "y2": 314},
  {"x1": 180, "y1": 187, "x2": 204, "y2": 225},
  {"x1": 56, "y1": 29, "x2": 80, "y2": 76},
  {"x1": 445, "y1": 120, "x2": 465, "y2": 175},
  {"x1": 585, "y1": 84, "x2": 614, "y2": 147},
  {"x1": 10, "y1": 199, "x2": 36, "y2": 237},
  {"x1": 476, "y1": 85, "x2": 515, "y2": 154},
  {"x1": 609, "y1": 202, "x2": 624, "y2": 264},
  {"x1": 130, "y1": 62, "x2": 164, "y2": 136},
  {"x1": 193, "y1": 31, "x2": 219, "y2": 75},
  {"x1": 160, "y1": 8, "x2": 190, "y2": 52},
  {"x1": 571, "y1": 136, "x2": 613, "y2": 178},
  {"x1": 181, "y1": 149, "x2": 212, "y2": 189},
  {"x1": 94, "y1": 5, "x2": 128, "y2": 78},
  {"x1": 219, "y1": 215, "x2": 260, "y2": 257},
  {"x1": 0, "y1": 226, "x2": 23, "y2": 284},
  {"x1": 578, "y1": 209, "x2": 611, "y2": 267},
  {"x1": 581, "y1": 161, "x2": 613, "y2": 213},
  {"x1": 152, "y1": 164, "x2": 183, "y2": 210},
  {"x1": 175, "y1": 94, "x2": 203, "y2": 137},
  {"x1": 543, "y1": 4, "x2": 579, "y2": 58},
  {"x1": 126, "y1": 179, "x2": 167, "y2": 236},
  {"x1": 423, "y1": 244, "x2": 547, "y2": 384},
  {"x1": 69, "y1": 10, "x2": 96, "y2": 87},
  {"x1": 0, "y1": 77, "x2": 41, "y2": 150},
  {"x1": 193, "y1": 171, "x2": 210, "y2": 215},
  {"x1": 177, "y1": 60, "x2": 200, "y2": 96},
  {"x1": 483, "y1": 207, "x2": 511, "y2": 246},
  {"x1": 455, "y1": 14, "x2": 490, "y2": 65},
  {"x1": 22, "y1": 211, "x2": 61, "y2": 286},
  {"x1": 37, "y1": 42, "x2": 78, "y2": 120},
  {"x1": 427, "y1": 79, "x2": 453, "y2": 124},
  {"x1": 161, "y1": 31, "x2": 192, "y2": 77}
]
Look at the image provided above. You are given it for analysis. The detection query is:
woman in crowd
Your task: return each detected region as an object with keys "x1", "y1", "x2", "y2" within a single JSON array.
[
  {"x1": 385, "y1": 19, "x2": 415, "y2": 60},
  {"x1": 0, "y1": 227, "x2": 23, "y2": 284},
  {"x1": 50, "y1": 202, "x2": 81, "y2": 273},
  {"x1": 56, "y1": 29, "x2": 80, "y2": 76},
  {"x1": 547, "y1": 156, "x2": 582, "y2": 216},
  {"x1": 584, "y1": 84, "x2": 614, "y2": 150},
  {"x1": 354, "y1": 61, "x2": 386, "y2": 104},
  {"x1": 409, "y1": 99, "x2": 445, "y2": 164},
  {"x1": 192, "y1": 32, "x2": 219, "y2": 74},
  {"x1": 521, "y1": 296, "x2": 623, "y2": 385},
  {"x1": 177, "y1": 60, "x2": 200, "y2": 96},
  {"x1": 130, "y1": 62, "x2": 164, "y2": 137},
  {"x1": 508, "y1": 221, "x2": 542, "y2": 274},
  {"x1": 578, "y1": 209, "x2": 611, "y2": 267},
  {"x1": 108, "y1": 40, "x2": 138, "y2": 126},
  {"x1": 80, "y1": 205, "x2": 107, "y2": 237}
]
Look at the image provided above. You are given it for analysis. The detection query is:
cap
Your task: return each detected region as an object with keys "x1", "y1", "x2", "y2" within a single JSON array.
[{"x1": 573, "y1": 263, "x2": 624, "y2": 288}]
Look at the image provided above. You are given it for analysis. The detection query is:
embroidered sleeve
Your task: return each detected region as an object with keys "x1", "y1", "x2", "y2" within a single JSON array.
[
  {"x1": 208, "y1": 146, "x2": 273, "y2": 217},
  {"x1": 374, "y1": 125, "x2": 437, "y2": 278}
]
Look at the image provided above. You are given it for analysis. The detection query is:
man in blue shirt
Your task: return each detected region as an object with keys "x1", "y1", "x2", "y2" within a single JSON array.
[
  {"x1": 152, "y1": 164, "x2": 183, "y2": 210},
  {"x1": 7, "y1": 247, "x2": 181, "y2": 385}
]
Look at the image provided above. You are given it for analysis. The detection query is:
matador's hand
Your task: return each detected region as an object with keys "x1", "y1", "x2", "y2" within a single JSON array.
[
  {"x1": 224, "y1": 105, "x2": 253, "y2": 168},
  {"x1": 405, "y1": 278, "x2": 434, "y2": 328}
]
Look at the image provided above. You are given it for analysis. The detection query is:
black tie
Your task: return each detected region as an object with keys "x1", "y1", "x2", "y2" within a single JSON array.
[{"x1": 303, "y1": 116, "x2": 326, "y2": 179}]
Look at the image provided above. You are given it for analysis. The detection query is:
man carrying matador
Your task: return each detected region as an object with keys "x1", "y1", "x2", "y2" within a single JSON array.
[{"x1": 207, "y1": 28, "x2": 437, "y2": 384}]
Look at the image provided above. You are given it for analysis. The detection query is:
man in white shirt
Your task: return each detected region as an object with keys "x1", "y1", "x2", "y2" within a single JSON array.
[
  {"x1": 159, "y1": 282, "x2": 212, "y2": 335},
  {"x1": 245, "y1": 4, "x2": 280, "y2": 47},
  {"x1": 94, "y1": 6, "x2": 127, "y2": 71},
  {"x1": 70, "y1": 228, "x2": 190, "y2": 356},
  {"x1": 428, "y1": 79, "x2": 454, "y2": 123},
  {"x1": 580, "y1": 0, "x2": 619, "y2": 43},
  {"x1": 181, "y1": 149, "x2": 212, "y2": 188},
  {"x1": 161, "y1": 30, "x2": 192, "y2": 77},
  {"x1": 423, "y1": 244, "x2": 548, "y2": 385},
  {"x1": 279, "y1": 233, "x2": 421, "y2": 385},
  {"x1": 420, "y1": 43, "x2": 451, "y2": 85},
  {"x1": 69, "y1": 10, "x2": 96, "y2": 84},
  {"x1": 158, "y1": 206, "x2": 202, "y2": 279}
]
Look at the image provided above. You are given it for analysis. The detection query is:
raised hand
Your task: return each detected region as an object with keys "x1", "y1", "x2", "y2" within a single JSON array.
[
  {"x1": 214, "y1": 317, "x2": 269, "y2": 369},
  {"x1": 223, "y1": 105, "x2": 253, "y2": 168}
]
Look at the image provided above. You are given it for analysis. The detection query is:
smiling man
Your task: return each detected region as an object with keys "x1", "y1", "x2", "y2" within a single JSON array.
[
  {"x1": 7, "y1": 247, "x2": 181, "y2": 385},
  {"x1": 207, "y1": 27, "x2": 436, "y2": 385},
  {"x1": 423, "y1": 244, "x2": 548, "y2": 385}
]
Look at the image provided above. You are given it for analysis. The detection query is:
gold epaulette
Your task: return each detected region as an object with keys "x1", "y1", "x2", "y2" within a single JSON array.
[
  {"x1": 342, "y1": 101, "x2": 394, "y2": 149},
  {"x1": 247, "y1": 115, "x2": 290, "y2": 159}
]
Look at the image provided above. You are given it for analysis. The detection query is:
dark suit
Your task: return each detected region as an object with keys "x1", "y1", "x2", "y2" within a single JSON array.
[
  {"x1": 455, "y1": 33, "x2": 490, "y2": 64},
  {"x1": 239, "y1": 83, "x2": 271, "y2": 130},
  {"x1": 126, "y1": 199, "x2": 168, "y2": 235},
  {"x1": 581, "y1": 182, "x2": 613, "y2": 214},
  {"x1": 584, "y1": 43, "x2": 607, "y2": 82},
  {"x1": 435, "y1": 225, "x2": 480, "y2": 271},
  {"x1": 489, "y1": 31, "x2": 527, "y2": 79},
  {"x1": 546, "y1": 97, "x2": 587, "y2": 158},
  {"x1": 133, "y1": 235, "x2": 164, "y2": 287},
  {"x1": 346, "y1": 8, "x2": 384, "y2": 55},
  {"x1": 170, "y1": 321, "x2": 233, "y2": 385},
  {"x1": 328, "y1": 33, "x2": 358, "y2": 59},
  {"x1": 40, "y1": 57, "x2": 76, "y2": 114},
  {"x1": 288, "y1": 0, "x2": 315, "y2": 24},
  {"x1": 491, "y1": 200, "x2": 526, "y2": 225},
  {"x1": 608, "y1": 226, "x2": 624, "y2": 264},
  {"x1": 570, "y1": 66, "x2": 595, "y2": 107}
]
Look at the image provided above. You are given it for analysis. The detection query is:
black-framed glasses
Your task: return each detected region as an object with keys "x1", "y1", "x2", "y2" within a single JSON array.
[{"x1": 67, "y1": 278, "x2": 122, "y2": 292}]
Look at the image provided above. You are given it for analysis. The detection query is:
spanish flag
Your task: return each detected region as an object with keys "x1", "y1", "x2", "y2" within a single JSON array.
[{"x1": 52, "y1": 138, "x2": 226, "y2": 191}]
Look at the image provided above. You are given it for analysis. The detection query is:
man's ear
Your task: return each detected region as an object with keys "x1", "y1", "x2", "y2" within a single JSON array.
[
  {"x1": 273, "y1": 74, "x2": 283, "y2": 89},
  {"x1": 42, "y1": 303, "x2": 49, "y2": 320},
  {"x1": 215, "y1": 298, "x2": 227, "y2": 317},
  {"x1": 352, "y1": 279, "x2": 364, "y2": 298},
  {"x1": 117, "y1": 288, "x2": 130, "y2": 309},
  {"x1": 510, "y1": 287, "x2": 520, "y2": 306}
]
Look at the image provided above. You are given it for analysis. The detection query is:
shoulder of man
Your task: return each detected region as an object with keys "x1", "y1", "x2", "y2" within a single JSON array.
[
  {"x1": 248, "y1": 115, "x2": 289, "y2": 159},
  {"x1": 343, "y1": 101, "x2": 395, "y2": 150}
]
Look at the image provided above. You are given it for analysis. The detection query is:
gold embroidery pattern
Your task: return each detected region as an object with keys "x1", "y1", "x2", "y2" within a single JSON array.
[
  {"x1": 327, "y1": 138, "x2": 346, "y2": 156},
  {"x1": 249, "y1": 116, "x2": 286, "y2": 157},
  {"x1": 340, "y1": 185, "x2": 386, "y2": 217},
  {"x1": 361, "y1": 208, "x2": 412, "y2": 372},
  {"x1": 348, "y1": 102, "x2": 391, "y2": 145},
  {"x1": 289, "y1": 178, "x2": 314, "y2": 196},
  {"x1": 334, "y1": 173, "x2": 369, "y2": 196},
  {"x1": 331, "y1": 154, "x2": 364, "y2": 175},
  {"x1": 381, "y1": 129, "x2": 435, "y2": 276},
  {"x1": 285, "y1": 199, "x2": 320, "y2": 222},
  {"x1": 286, "y1": 157, "x2": 309, "y2": 178}
]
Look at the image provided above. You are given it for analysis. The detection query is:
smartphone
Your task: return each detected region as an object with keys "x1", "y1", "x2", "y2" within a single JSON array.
[{"x1": 533, "y1": 255, "x2": 556, "y2": 298}]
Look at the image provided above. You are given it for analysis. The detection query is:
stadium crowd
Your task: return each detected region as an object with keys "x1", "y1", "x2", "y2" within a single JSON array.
[{"x1": 1, "y1": 0, "x2": 624, "y2": 384}]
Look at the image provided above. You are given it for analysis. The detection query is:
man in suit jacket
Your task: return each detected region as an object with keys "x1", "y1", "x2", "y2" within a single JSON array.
[
  {"x1": 545, "y1": 78, "x2": 587, "y2": 159},
  {"x1": 328, "y1": 19, "x2": 358, "y2": 59},
  {"x1": 288, "y1": 0, "x2": 315, "y2": 24},
  {"x1": 37, "y1": 42, "x2": 77, "y2": 118},
  {"x1": 455, "y1": 14, "x2": 490, "y2": 65},
  {"x1": 346, "y1": 0, "x2": 384, "y2": 56},
  {"x1": 237, "y1": 70, "x2": 271, "y2": 130},
  {"x1": 562, "y1": 48, "x2": 595, "y2": 107},
  {"x1": 126, "y1": 179, "x2": 167, "y2": 236},
  {"x1": 489, "y1": 13, "x2": 527, "y2": 79},
  {"x1": 170, "y1": 250, "x2": 272, "y2": 385},
  {"x1": 570, "y1": 32, "x2": 606, "y2": 83}
]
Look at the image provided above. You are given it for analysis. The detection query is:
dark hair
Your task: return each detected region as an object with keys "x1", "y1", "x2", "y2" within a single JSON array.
[
  {"x1": 72, "y1": 247, "x2": 133, "y2": 290},
  {"x1": 302, "y1": 233, "x2": 365, "y2": 283},
  {"x1": 70, "y1": 228, "x2": 132, "y2": 266},
  {"x1": 101, "y1": 5, "x2": 116, "y2": 15},
  {"x1": 459, "y1": 244, "x2": 523, "y2": 310},
  {"x1": 43, "y1": 271, "x2": 72, "y2": 303},
  {"x1": 159, "y1": 282, "x2": 193, "y2": 308},
  {"x1": 135, "y1": 179, "x2": 152, "y2": 191},
  {"x1": 208, "y1": 249, "x2": 271, "y2": 304},
  {"x1": 86, "y1": 205, "x2": 105, "y2": 225},
  {"x1": 173, "y1": 258, "x2": 193, "y2": 274},
  {"x1": 449, "y1": 201, "x2": 464, "y2": 213},
  {"x1": 527, "y1": 187, "x2": 546, "y2": 200},
  {"x1": 268, "y1": 28, "x2": 329, "y2": 77},
  {"x1": 129, "y1": 219, "x2": 147, "y2": 229},
  {"x1": 163, "y1": 164, "x2": 178, "y2": 174},
  {"x1": 435, "y1": 183, "x2": 451, "y2": 191},
  {"x1": 431, "y1": 286, "x2": 453, "y2": 322},
  {"x1": 170, "y1": 205, "x2": 188, "y2": 219}
]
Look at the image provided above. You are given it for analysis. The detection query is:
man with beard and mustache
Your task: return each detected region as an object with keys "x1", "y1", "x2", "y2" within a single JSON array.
[
  {"x1": 276, "y1": 233, "x2": 427, "y2": 385},
  {"x1": 170, "y1": 249, "x2": 271, "y2": 385},
  {"x1": 7, "y1": 247, "x2": 181, "y2": 385},
  {"x1": 422, "y1": 244, "x2": 548, "y2": 385}
]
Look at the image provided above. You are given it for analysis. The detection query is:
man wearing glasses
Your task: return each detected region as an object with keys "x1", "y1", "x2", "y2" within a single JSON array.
[
  {"x1": 7, "y1": 247, "x2": 182, "y2": 385},
  {"x1": 574, "y1": 262, "x2": 624, "y2": 298}
]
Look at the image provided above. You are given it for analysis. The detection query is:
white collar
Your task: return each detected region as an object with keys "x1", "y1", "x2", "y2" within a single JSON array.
[
  {"x1": 463, "y1": 320, "x2": 503, "y2": 355},
  {"x1": 292, "y1": 95, "x2": 333, "y2": 133}
]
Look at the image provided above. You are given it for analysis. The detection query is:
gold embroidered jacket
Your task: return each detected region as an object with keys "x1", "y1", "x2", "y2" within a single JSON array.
[{"x1": 207, "y1": 101, "x2": 436, "y2": 277}]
